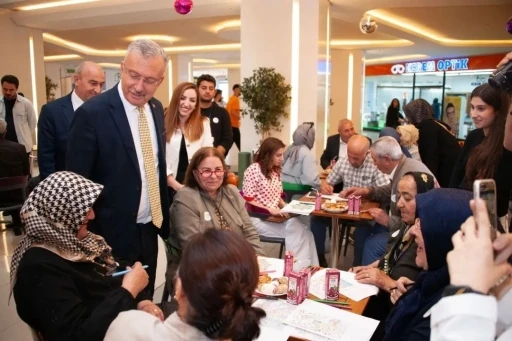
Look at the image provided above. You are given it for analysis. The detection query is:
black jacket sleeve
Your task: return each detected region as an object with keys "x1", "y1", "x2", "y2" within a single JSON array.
[
  {"x1": 37, "y1": 104, "x2": 56, "y2": 180},
  {"x1": 417, "y1": 122, "x2": 440, "y2": 178},
  {"x1": 218, "y1": 108, "x2": 233, "y2": 152},
  {"x1": 14, "y1": 262, "x2": 137, "y2": 341},
  {"x1": 66, "y1": 106, "x2": 96, "y2": 178},
  {"x1": 320, "y1": 137, "x2": 333, "y2": 169}
]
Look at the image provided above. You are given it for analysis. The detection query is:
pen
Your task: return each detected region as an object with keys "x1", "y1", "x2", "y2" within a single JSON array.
[
  {"x1": 312, "y1": 299, "x2": 350, "y2": 306},
  {"x1": 112, "y1": 265, "x2": 149, "y2": 277},
  {"x1": 389, "y1": 283, "x2": 415, "y2": 291}
]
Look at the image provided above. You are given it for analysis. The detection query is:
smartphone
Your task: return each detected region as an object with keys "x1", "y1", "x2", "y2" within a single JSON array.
[{"x1": 473, "y1": 179, "x2": 498, "y2": 241}]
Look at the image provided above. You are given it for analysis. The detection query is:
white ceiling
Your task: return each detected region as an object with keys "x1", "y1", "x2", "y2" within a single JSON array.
[{"x1": 3, "y1": 0, "x2": 511, "y2": 65}]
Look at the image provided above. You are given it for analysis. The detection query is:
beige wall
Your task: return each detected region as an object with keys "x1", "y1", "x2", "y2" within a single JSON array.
[
  {"x1": 0, "y1": 12, "x2": 45, "y2": 115},
  {"x1": 329, "y1": 49, "x2": 365, "y2": 135}
]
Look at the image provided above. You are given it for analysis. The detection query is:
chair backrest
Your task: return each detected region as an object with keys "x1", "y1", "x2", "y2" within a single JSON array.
[{"x1": 0, "y1": 176, "x2": 29, "y2": 192}]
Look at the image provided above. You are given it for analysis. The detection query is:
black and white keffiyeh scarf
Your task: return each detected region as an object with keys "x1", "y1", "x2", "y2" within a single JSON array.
[{"x1": 9, "y1": 171, "x2": 115, "y2": 296}]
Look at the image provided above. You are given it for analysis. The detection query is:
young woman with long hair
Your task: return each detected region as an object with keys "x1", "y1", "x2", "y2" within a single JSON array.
[
  {"x1": 450, "y1": 83, "x2": 512, "y2": 225},
  {"x1": 242, "y1": 137, "x2": 318, "y2": 268},
  {"x1": 164, "y1": 82, "x2": 213, "y2": 202}
]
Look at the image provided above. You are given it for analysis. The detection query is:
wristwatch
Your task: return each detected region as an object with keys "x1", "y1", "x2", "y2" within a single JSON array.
[{"x1": 442, "y1": 285, "x2": 486, "y2": 297}]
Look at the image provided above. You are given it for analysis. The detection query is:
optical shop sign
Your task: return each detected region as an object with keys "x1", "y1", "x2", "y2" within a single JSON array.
[
  {"x1": 365, "y1": 54, "x2": 505, "y2": 76},
  {"x1": 390, "y1": 59, "x2": 468, "y2": 74}
]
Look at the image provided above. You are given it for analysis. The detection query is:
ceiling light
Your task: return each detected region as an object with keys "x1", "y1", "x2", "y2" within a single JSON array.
[
  {"x1": 331, "y1": 39, "x2": 413, "y2": 47},
  {"x1": 193, "y1": 63, "x2": 240, "y2": 69},
  {"x1": 367, "y1": 9, "x2": 512, "y2": 47},
  {"x1": 192, "y1": 59, "x2": 218, "y2": 64},
  {"x1": 18, "y1": 0, "x2": 98, "y2": 11},
  {"x1": 44, "y1": 54, "x2": 83, "y2": 62},
  {"x1": 365, "y1": 54, "x2": 429, "y2": 64},
  {"x1": 97, "y1": 63, "x2": 121, "y2": 68},
  {"x1": 126, "y1": 35, "x2": 179, "y2": 44},
  {"x1": 214, "y1": 19, "x2": 241, "y2": 33},
  {"x1": 43, "y1": 33, "x2": 240, "y2": 56}
]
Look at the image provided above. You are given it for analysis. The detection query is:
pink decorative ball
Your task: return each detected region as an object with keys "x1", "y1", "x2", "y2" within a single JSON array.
[
  {"x1": 174, "y1": 0, "x2": 193, "y2": 15},
  {"x1": 507, "y1": 16, "x2": 512, "y2": 34}
]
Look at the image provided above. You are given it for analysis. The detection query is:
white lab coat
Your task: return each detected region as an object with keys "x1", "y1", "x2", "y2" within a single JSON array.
[{"x1": 430, "y1": 291, "x2": 512, "y2": 341}]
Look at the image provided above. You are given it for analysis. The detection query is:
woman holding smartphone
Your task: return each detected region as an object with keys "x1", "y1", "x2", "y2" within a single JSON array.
[{"x1": 449, "y1": 83, "x2": 512, "y2": 228}]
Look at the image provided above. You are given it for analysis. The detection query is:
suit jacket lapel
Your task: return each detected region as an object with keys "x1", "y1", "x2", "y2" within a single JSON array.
[
  {"x1": 61, "y1": 93, "x2": 74, "y2": 126},
  {"x1": 108, "y1": 88, "x2": 141, "y2": 177}
]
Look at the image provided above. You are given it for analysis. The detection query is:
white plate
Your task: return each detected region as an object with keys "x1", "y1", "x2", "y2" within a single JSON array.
[
  {"x1": 254, "y1": 288, "x2": 287, "y2": 297},
  {"x1": 321, "y1": 204, "x2": 348, "y2": 213}
]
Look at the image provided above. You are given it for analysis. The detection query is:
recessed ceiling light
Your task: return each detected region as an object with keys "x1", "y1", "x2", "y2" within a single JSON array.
[
  {"x1": 44, "y1": 54, "x2": 83, "y2": 62},
  {"x1": 18, "y1": 0, "x2": 99, "y2": 11},
  {"x1": 97, "y1": 63, "x2": 121, "y2": 68},
  {"x1": 331, "y1": 39, "x2": 413, "y2": 47},
  {"x1": 126, "y1": 35, "x2": 180, "y2": 44},
  {"x1": 193, "y1": 63, "x2": 240, "y2": 69},
  {"x1": 192, "y1": 58, "x2": 218, "y2": 64},
  {"x1": 213, "y1": 20, "x2": 241, "y2": 33},
  {"x1": 367, "y1": 9, "x2": 512, "y2": 47},
  {"x1": 366, "y1": 54, "x2": 429, "y2": 64}
]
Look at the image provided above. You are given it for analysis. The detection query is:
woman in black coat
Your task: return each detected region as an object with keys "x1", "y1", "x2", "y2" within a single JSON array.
[
  {"x1": 11, "y1": 172, "x2": 160, "y2": 341},
  {"x1": 385, "y1": 98, "x2": 404, "y2": 129},
  {"x1": 404, "y1": 99, "x2": 461, "y2": 187}
]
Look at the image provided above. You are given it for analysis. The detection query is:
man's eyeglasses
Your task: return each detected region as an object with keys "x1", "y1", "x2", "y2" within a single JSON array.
[
  {"x1": 124, "y1": 69, "x2": 161, "y2": 86},
  {"x1": 197, "y1": 169, "x2": 226, "y2": 178}
]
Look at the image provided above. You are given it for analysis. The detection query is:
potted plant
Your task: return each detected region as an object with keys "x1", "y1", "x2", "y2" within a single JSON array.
[
  {"x1": 240, "y1": 67, "x2": 292, "y2": 139},
  {"x1": 45, "y1": 75, "x2": 58, "y2": 102}
]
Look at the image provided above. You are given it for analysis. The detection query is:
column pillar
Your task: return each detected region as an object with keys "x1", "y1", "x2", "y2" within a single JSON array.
[
  {"x1": 329, "y1": 49, "x2": 365, "y2": 135},
  {"x1": 0, "y1": 12, "x2": 45, "y2": 114},
  {"x1": 240, "y1": 0, "x2": 331, "y2": 153},
  {"x1": 227, "y1": 68, "x2": 240, "y2": 92}
]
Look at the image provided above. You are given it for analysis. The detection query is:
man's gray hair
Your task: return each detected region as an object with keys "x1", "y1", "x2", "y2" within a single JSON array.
[
  {"x1": 0, "y1": 119, "x2": 7, "y2": 135},
  {"x1": 125, "y1": 39, "x2": 169, "y2": 64},
  {"x1": 370, "y1": 136, "x2": 403, "y2": 161},
  {"x1": 74, "y1": 61, "x2": 104, "y2": 77}
]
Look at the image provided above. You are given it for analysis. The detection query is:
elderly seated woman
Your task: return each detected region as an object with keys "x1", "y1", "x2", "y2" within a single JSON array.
[
  {"x1": 349, "y1": 172, "x2": 435, "y2": 339},
  {"x1": 281, "y1": 122, "x2": 321, "y2": 196},
  {"x1": 105, "y1": 229, "x2": 266, "y2": 340},
  {"x1": 243, "y1": 137, "x2": 319, "y2": 268},
  {"x1": 166, "y1": 147, "x2": 264, "y2": 294},
  {"x1": 397, "y1": 124, "x2": 421, "y2": 162},
  {"x1": 12, "y1": 172, "x2": 156, "y2": 341},
  {"x1": 381, "y1": 188, "x2": 473, "y2": 341}
]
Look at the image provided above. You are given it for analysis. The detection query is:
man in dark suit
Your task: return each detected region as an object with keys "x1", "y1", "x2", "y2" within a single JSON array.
[
  {"x1": 0, "y1": 119, "x2": 29, "y2": 235},
  {"x1": 320, "y1": 119, "x2": 358, "y2": 169},
  {"x1": 66, "y1": 40, "x2": 169, "y2": 300},
  {"x1": 38, "y1": 62, "x2": 105, "y2": 180}
]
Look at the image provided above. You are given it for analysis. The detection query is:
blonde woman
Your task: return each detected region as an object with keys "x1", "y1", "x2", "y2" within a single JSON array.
[
  {"x1": 397, "y1": 124, "x2": 421, "y2": 162},
  {"x1": 165, "y1": 82, "x2": 213, "y2": 202}
]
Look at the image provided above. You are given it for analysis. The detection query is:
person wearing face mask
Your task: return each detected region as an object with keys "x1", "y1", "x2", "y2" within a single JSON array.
[
  {"x1": 449, "y1": 84, "x2": 512, "y2": 229},
  {"x1": 243, "y1": 137, "x2": 319, "y2": 268},
  {"x1": 349, "y1": 172, "x2": 435, "y2": 340},
  {"x1": 164, "y1": 82, "x2": 213, "y2": 203},
  {"x1": 12, "y1": 172, "x2": 155, "y2": 341},
  {"x1": 38, "y1": 61, "x2": 105, "y2": 180},
  {"x1": 166, "y1": 147, "x2": 264, "y2": 292},
  {"x1": 382, "y1": 188, "x2": 473, "y2": 341}
]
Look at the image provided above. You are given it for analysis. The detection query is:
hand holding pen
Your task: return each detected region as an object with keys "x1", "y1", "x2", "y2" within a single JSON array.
[{"x1": 120, "y1": 262, "x2": 149, "y2": 298}]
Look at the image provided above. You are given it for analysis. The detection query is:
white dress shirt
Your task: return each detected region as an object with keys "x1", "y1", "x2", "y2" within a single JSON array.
[
  {"x1": 338, "y1": 138, "x2": 348, "y2": 159},
  {"x1": 430, "y1": 291, "x2": 512, "y2": 341},
  {"x1": 117, "y1": 83, "x2": 159, "y2": 224},
  {"x1": 71, "y1": 90, "x2": 84, "y2": 111}
]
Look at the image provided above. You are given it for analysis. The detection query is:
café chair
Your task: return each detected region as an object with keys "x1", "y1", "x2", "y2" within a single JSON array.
[
  {"x1": 0, "y1": 175, "x2": 29, "y2": 231},
  {"x1": 239, "y1": 191, "x2": 286, "y2": 259}
]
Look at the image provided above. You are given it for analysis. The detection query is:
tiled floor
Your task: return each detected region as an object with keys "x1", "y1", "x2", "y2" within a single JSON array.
[{"x1": 0, "y1": 211, "x2": 354, "y2": 341}]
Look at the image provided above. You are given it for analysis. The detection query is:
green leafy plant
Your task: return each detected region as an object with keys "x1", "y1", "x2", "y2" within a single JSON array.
[
  {"x1": 240, "y1": 67, "x2": 292, "y2": 138},
  {"x1": 45, "y1": 75, "x2": 58, "y2": 102}
]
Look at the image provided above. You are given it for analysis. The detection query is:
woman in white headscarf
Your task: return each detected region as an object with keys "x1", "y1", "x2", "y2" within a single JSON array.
[
  {"x1": 397, "y1": 124, "x2": 422, "y2": 162},
  {"x1": 281, "y1": 122, "x2": 320, "y2": 189},
  {"x1": 11, "y1": 171, "x2": 156, "y2": 341}
]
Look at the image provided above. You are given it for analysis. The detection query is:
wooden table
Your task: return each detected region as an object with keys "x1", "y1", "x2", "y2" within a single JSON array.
[{"x1": 300, "y1": 195, "x2": 380, "y2": 268}]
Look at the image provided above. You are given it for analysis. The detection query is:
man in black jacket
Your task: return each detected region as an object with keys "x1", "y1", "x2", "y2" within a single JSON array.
[
  {"x1": 320, "y1": 119, "x2": 356, "y2": 169},
  {"x1": 197, "y1": 74, "x2": 233, "y2": 156}
]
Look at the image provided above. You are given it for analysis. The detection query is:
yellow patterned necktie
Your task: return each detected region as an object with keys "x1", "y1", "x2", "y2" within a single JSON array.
[{"x1": 137, "y1": 106, "x2": 163, "y2": 228}]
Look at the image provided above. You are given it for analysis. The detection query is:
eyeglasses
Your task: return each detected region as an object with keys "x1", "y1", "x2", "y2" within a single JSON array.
[
  {"x1": 124, "y1": 69, "x2": 161, "y2": 86},
  {"x1": 197, "y1": 169, "x2": 226, "y2": 178}
]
